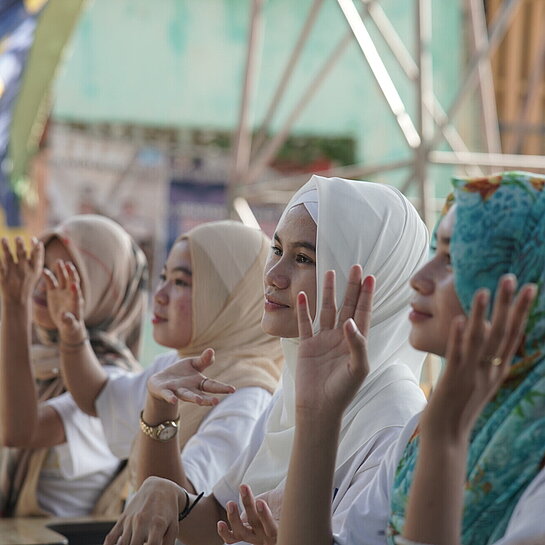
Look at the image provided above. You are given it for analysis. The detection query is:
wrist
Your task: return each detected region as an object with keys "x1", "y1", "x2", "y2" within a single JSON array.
[
  {"x1": 59, "y1": 321, "x2": 87, "y2": 344},
  {"x1": 143, "y1": 393, "x2": 179, "y2": 425}
]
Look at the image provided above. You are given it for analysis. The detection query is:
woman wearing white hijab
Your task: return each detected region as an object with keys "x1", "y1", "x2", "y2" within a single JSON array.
[{"x1": 105, "y1": 175, "x2": 429, "y2": 545}]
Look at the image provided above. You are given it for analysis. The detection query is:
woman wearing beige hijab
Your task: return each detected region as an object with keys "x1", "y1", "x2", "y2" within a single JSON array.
[
  {"x1": 53, "y1": 220, "x2": 283, "y2": 498},
  {"x1": 0, "y1": 215, "x2": 147, "y2": 517}
]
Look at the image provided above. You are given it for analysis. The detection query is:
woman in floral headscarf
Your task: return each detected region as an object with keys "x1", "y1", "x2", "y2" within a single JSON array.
[
  {"x1": 0, "y1": 215, "x2": 148, "y2": 518},
  {"x1": 267, "y1": 171, "x2": 544, "y2": 545}
]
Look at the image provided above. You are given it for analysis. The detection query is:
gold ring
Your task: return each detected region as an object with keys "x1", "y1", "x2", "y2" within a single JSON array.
[
  {"x1": 489, "y1": 356, "x2": 503, "y2": 367},
  {"x1": 199, "y1": 377, "x2": 208, "y2": 391}
]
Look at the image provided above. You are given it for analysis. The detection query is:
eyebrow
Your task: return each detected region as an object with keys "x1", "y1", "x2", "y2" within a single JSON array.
[
  {"x1": 274, "y1": 233, "x2": 316, "y2": 253},
  {"x1": 162, "y1": 265, "x2": 192, "y2": 276}
]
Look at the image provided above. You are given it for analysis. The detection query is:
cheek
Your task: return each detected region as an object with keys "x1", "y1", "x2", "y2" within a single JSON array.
[{"x1": 171, "y1": 293, "x2": 192, "y2": 323}]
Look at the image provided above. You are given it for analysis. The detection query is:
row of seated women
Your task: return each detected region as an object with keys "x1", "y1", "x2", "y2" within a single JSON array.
[{"x1": 0, "y1": 171, "x2": 543, "y2": 545}]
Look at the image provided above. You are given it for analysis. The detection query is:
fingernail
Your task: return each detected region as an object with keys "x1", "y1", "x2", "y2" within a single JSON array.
[
  {"x1": 257, "y1": 501, "x2": 263, "y2": 512},
  {"x1": 297, "y1": 292, "x2": 306, "y2": 304},
  {"x1": 228, "y1": 502, "x2": 236, "y2": 513},
  {"x1": 240, "y1": 485, "x2": 247, "y2": 497}
]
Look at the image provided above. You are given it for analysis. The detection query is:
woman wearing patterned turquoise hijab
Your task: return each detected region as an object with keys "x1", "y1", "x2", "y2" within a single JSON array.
[{"x1": 267, "y1": 172, "x2": 543, "y2": 545}]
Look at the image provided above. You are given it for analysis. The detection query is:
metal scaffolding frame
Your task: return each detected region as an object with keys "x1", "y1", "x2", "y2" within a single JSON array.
[{"x1": 228, "y1": 0, "x2": 545, "y2": 227}]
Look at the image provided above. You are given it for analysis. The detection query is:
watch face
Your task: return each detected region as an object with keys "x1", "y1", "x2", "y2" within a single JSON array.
[{"x1": 158, "y1": 425, "x2": 177, "y2": 441}]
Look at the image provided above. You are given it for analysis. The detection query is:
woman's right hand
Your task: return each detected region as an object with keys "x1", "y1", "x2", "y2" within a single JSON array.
[
  {"x1": 147, "y1": 348, "x2": 236, "y2": 406},
  {"x1": 104, "y1": 476, "x2": 187, "y2": 545},
  {"x1": 0, "y1": 237, "x2": 43, "y2": 305},
  {"x1": 295, "y1": 265, "x2": 375, "y2": 420}
]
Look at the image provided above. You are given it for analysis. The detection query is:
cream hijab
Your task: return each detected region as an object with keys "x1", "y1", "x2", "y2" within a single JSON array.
[
  {"x1": 241, "y1": 175, "x2": 429, "y2": 496},
  {"x1": 174, "y1": 220, "x2": 284, "y2": 449}
]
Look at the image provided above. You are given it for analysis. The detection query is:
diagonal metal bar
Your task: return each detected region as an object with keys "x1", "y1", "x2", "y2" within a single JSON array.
[
  {"x1": 429, "y1": 0, "x2": 522, "y2": 150},
  {"x1": 252, "y1": 0, "x2": 325, "y2": 154},
  {"x1": 468, "y1": 0, "x2": 502, "y2": 154},
  {"x1": 511, "y1": 29, "x2": 545, "y2": 153},
  {"x1": 242, "y1": 29, "x2": 354, "y2": 185},
  {"x1": 337, "y1": 0, "x2": 421, "y2": 149},
  {"x1": 430, "y1": 150, "x2": 545, "y2": 170},
  {"x1": 229, "y1": 0, "x2": 264, "y2": 199}
]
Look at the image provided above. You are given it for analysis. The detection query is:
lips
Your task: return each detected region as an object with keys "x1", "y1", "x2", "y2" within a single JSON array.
[
  {"x1": 264, "y1": 295, "x2": 290, "y2": 310},
  {"x1": 409, "y1": 303, "x2": 433, "y2": 322},
  {"x1": 32, "y1": 294, "x2": 47, "y2": 307},
  {"x1": 152, "y1": 313, "x2": 167, "y2": 325}
]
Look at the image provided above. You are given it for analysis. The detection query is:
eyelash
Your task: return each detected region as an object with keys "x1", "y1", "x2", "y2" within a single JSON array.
[
  {"x1": 158, "y1": 274, "x2": 190, "y2": 287},
  {"x1": 271, "y1": 246, "x2": 314, "y2": 265}
]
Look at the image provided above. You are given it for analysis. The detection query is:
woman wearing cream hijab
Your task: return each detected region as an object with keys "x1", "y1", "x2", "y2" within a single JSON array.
[
  {"x1": 53, "y1": 220, "x2": 283, "y2": 498},
  {"x1": 0, "y1": 215, "x2": 147, "y2": 517},
  {"x1": 105, "y1": 175, "x2": 429, "y2": 545}
]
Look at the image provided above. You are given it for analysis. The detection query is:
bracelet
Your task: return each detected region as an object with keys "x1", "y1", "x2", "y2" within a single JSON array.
[
  {"x1": 395, "y1": 537, "x2": 438, "y2": 545},
  {"x1": 59, "y1": 335, "x2": 89, "y2": 351},
  {"x1": 178, "y1": 490, "x2": 205, "y2": 522}
]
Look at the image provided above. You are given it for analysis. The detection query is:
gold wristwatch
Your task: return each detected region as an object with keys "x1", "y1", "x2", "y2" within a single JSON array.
[{"x1": 139, "y1": 411, "x2": 180, "y2": 442}]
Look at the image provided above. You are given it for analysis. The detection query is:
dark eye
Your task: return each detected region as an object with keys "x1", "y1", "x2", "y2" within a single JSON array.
[
  {"x1": 158, "y1": 273, "x2": 166, "y2": 282},
  {"x1": 296, "y1": 253, "x2": 314, "y2": 265},
  {"x1": 174, "y1": 278, "x2": 190, "y2": 287},
  {"x1": 271, "y1": 246, "x2": 282, "y2": 256}
]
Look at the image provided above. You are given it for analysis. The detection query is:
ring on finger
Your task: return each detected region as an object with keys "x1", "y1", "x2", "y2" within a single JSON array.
[
  {"x1": 487, "y1": 355, "x2": 503, "y2": 367},
  {"x1": 199, "y1": 377, "x2": 208, "y2": 391}
]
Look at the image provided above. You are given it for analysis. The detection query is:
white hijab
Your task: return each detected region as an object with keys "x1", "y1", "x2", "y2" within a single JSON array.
[{"x1": 241, "y1": 175, "x2": 429, "y2": 496}]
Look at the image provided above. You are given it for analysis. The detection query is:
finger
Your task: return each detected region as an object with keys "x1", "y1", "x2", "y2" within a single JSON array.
[
  {"x1": 174, "y1": 389, "x2": 208, "y2": 406},
  {"x1": 30, "y1": 238, "x2": 44, "y2": 271},
  {"x1": 487, "y1": 274, "x2": 516, "y2": 358},
  {"x1": 502, "y1": 283, "x2": 538, "y2": 362},
  {"x1": 343, "y1": 319, "x2": 369, "y2": 380},
  {"x1": 42, "y1": 268, "x2": 59, "y2": 290},
  {"x1": 353, "y1": 275, "x2": 375, "y2": 338},
  {"x1": 1, "y1": 238, "x2": 14, "y2": 266},
  {"x1": 156, "y1": 388, "x2": 179, "y2": 405},
  {"x1": 463, "y1": 289, "x2": 489, "y2": 364},
  {"x1": 226, "y1": 501, "x2": 253, "y2": 541},
  {"x1": 296, "y1": 291, "x2": 314, "y2": 340},
  {"x1": 319, "y1": 270, "x2": 337, "y2": 330},
  {"x1": 444, "y1": 315, "x2": 466, "y2": 372},
  {"x1": 61, "y1": 312, "x2": 78, "y2": 328},
  {"x1": 240, "y1": 485, "x2": 266, "y2": 540},
  {"x1": 337, "y1": 265, "x2": 363, "y2": 326},
  {"x1": 103, "y1": 519, "x2": 129, "y2": 545},
  {"x1": 55, "y1": 260, "x2": 69, "y2": 290},
  {"x1": 199, "y1": 377, "x2": 236, "y2": 395},
  {"x1": 145, "y1": 517, "x2": 173, "y2": 545},
  {"x1": 255, "y1": 500, "x2": 278, "y2": 539},
  {"x1": 15, "y1": 237, "x2": 27, "y2": 264},
  {"x1": 217, "y1": 521, "x2": 238, "y2": 544},
  {"x1": 189, "y1": 348, "x2": 216, "y2": 373}
]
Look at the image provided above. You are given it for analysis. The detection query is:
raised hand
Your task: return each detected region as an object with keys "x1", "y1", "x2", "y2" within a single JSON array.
[
  {"x1": 421, "y1": 274, "x2": 537, "y2": 442},
  {"x1": 0, "y1": 237, "x2": 43, "y2": 305},
  {"x1": 295, "y1": 265, "x2": 375, "y2": 419},
  {"x1": 217, "y1": 484, "x2": 279, "y2": 545},
  {"x1": 147, "y1": 348, "x2": 236, "y2": 406},
  {"x1": 42, "y1": 260, "x2": 86, "y2": 343}
]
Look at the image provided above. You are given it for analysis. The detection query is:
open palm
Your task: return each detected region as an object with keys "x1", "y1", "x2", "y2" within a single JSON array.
[{"x1": 295, "y1": 266, "x2": 375, "y2": 419}]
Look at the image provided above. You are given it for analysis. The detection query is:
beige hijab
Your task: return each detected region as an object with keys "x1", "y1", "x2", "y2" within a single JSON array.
[
  {"x1": 0, "y1": 215, "x2": 148, "y2": 517},
  {"x1": 174, "y1": 220, "x2": 284, "y2": 449}
]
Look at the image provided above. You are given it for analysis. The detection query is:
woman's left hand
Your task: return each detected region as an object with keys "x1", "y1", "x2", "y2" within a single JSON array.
[
  {"x1": 422, "y1": 275, "x2": 537, "y2": 442},
  {"x1": 147, "y1": 348, "x2": 236, "y2": 406},
  {"x1": 217, "y1": 484, "x2": 279, "y2": 545}
]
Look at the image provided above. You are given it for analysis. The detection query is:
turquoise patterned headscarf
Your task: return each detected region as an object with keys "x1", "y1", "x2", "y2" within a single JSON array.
[{"x1": 388, "y1": 172, "x2": 545, "y2": 544}]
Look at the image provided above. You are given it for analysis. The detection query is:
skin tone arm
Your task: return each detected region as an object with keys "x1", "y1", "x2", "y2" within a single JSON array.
[
  {"x1": 403, "y1": 276, "x2": 537, "y2": 545},
  {"x1": 43, "y1": 260, "x2": 108, "y2": 416},
  {"x1": 218, "y1": 266, "x2": 374, "y2": 545},
  {"x1": 0, "y1": 238, "x2": 66, "y2": 448},
  {"x1": 133, "y1": 347, "x2": 235, "y2": 491}
]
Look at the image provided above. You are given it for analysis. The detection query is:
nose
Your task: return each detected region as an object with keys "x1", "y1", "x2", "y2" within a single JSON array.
[
  {"x1": 264, "y1": 259, "x2": 290, "y2": 290},
  {"x1": 154, "y1": 283, "x2": 169, "y2": 305},
  {"x1": 410, "y1": 261, "x2": 434, "y2": 295}
]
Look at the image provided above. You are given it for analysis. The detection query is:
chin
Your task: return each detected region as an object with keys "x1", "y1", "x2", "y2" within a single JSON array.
[{"x1": 261, "y1": 316, "x2": 296, "y2": 338}]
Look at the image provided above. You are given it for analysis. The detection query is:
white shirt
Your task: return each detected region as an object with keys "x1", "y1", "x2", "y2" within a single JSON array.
[
  {"x1": 38, "y1": 368, "x2": 123, "y2": 517},
  {"x1": 96, "y1": 351, "x2": 272, "y2": 492},
  {"x1": 213, "y1": 380, "x2": 426, "y2": 542},
  {"x1": 335, "y1": 413, "x2": 545, "y2": 545}
]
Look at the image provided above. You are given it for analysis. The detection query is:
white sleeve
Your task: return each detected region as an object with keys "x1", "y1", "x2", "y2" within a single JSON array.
[
  {"x1": 334, "y1": 415, "x2": 421, "y2": 545},
  {"x1": 213, "y1": 391, "x2": 279, "y2": 507},
  {"x1": 492, "y1": 468, "x2": 545, "y2": 545},
  {"x1": 182, "y1": 386, "x2": 272, "y2": 494},
  {"x1": 44, "y1": 389, "x2": 120, "y2": 480},
  {"x1": 95, "y1": 352, "x2": 179, "y2": 458}
]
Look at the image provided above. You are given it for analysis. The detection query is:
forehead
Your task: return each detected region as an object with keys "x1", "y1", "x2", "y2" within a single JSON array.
[
  {"x1": 166, "y1": 239, "x2": 192, "y2": 268},
  {"x1": 436, "y1": 205, "x2": 456, "y2": 242},
  {"x1": 276, "y1": 205, "x2": 316, "y2": 243},
  {"x1": 44, "y1": 237, "x2": 71, "y2": 266}
]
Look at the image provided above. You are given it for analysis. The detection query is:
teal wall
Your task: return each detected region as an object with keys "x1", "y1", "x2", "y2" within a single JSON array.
[{"x1": 52, "y1": 0, "x2": 462, "y2": 191}]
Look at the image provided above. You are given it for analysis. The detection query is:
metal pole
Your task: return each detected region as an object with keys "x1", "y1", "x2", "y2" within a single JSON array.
[
  {"x1": 429, "y1": 0, "x2": 522, "y2": 150},
  {"x1": 337, "y1": 0, "x2": 421, "y2": 149},
  {"x1": 228, "y1": 0, "x2": 264, "y2": 216},
  {"x1": 430, "y1": 150, "x2": 545, "y2": 169},
  {"x1": 415, "y1": 0, "x2": 433, "y2": 226},
  {"x1": 252, "y1": 0, "x2": 325, "y2": 154},
  {"x1": 243, "y1": 30, "x2": 354, "y2": 185},
  {"x1": 468, "y1": 0, "x2": 502, "y2": 154}
]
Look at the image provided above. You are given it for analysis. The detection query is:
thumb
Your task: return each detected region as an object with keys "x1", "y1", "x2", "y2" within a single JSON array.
[
  {"x1": 192, "y1": 348, "x2": 215, "y2": 372},
  {"x1": 344, "y1": 318, "x2": 369, "y2": 380},
  {"x1": 61, "y1": 312, "x2": 78, "y2": 329}
]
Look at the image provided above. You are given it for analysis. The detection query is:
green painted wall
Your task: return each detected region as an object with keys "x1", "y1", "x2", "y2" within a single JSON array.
[{"x1": 52, "y1": 0, "x2": 462, "y2": 190}]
